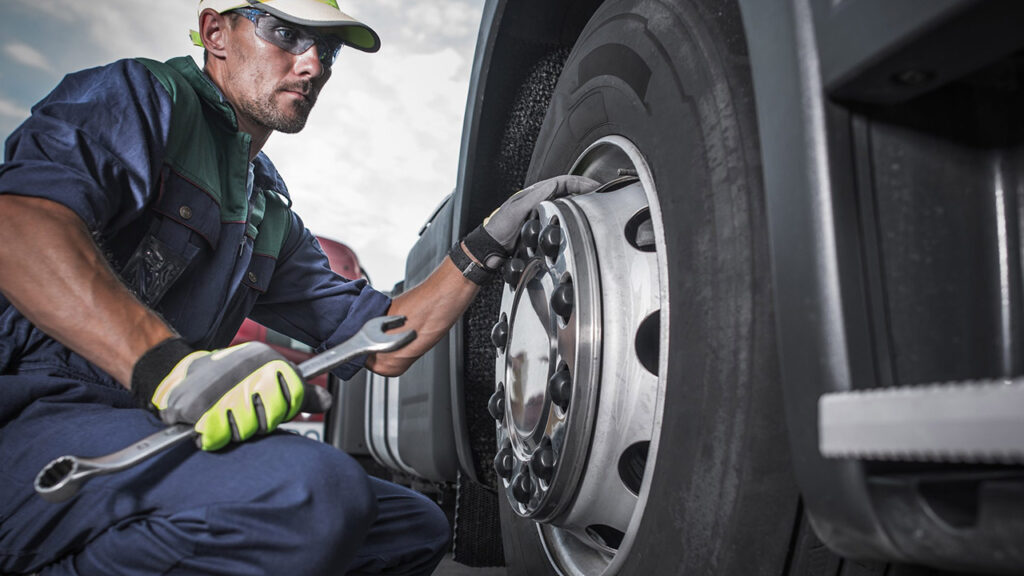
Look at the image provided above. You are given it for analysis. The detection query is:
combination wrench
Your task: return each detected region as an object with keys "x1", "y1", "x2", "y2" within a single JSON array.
[{"x1": 34, "y1": 315, "x2": 415, "y2": 502}]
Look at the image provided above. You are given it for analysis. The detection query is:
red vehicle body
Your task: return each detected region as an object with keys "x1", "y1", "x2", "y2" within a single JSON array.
[{"x1": 230, "y1": 236, "x2": 367, "y2": 432}]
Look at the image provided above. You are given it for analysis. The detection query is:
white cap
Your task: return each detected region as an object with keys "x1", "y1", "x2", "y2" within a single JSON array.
[{"x1": 194, "y1": 0, "x2": 380, "y2": 53}]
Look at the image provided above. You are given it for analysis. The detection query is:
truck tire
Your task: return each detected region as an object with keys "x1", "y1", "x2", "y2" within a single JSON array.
[
  {"x1": 493, "y1": 0, "x2": 798, "y2": 574},
  {"x1": 487, "y1": 1, "x2": 1000, "y2": 574},
  {"x1": 487, "y1": 0, "x2": 980, "y2": 573}
]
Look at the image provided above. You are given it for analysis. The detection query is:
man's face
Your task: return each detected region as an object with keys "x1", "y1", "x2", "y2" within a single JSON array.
[{"x1": 221, "y1": 12, "x2": 334, "y2": 134}]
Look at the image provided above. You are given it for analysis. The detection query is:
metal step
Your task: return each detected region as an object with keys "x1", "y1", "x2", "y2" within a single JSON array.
[{"x1": 819, "y1": 379, "x2": 1024, "y2": 463}]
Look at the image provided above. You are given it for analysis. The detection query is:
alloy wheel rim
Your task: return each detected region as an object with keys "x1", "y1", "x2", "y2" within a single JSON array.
[{"x1": 490, "y1": 136, "x2": 668, "y2": 574}]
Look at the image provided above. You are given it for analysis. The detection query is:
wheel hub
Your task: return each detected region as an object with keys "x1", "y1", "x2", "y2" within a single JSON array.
[{"x1": 493, "y1": 199, "x2": 601, "y2": 521}]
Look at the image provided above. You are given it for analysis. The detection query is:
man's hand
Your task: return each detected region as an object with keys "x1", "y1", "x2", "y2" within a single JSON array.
[
  {"x1": 464, "y1": 175, "x2": 601, "y2": 270},
  {"x1": 133, "y1": 339, "x2": 326, "y2": 451},
  {"x1": 371, "y1": 175, "x2": 600, "y2": 376}
]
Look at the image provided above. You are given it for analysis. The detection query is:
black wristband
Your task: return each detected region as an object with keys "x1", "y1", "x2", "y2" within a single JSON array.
[
  {"x1": 130, "y1": 337, "x2": 195, "y2": 410},
  {"x1": 449, "y1": 241, "x2": 495, "y2": 286},
  {"x1": 463, "y1": 226, "x2": 508, "y2": 271}
]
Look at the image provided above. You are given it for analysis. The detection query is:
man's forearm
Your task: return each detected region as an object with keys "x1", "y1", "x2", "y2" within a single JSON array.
[
  {"x1": 0, "y1": 195, "x2": 175, "y2": 386},
  {"x1": 365, "y1": 255, "x2": 479, "y2": 376}
]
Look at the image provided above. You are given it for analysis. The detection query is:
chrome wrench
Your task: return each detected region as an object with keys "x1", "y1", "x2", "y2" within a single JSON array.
[{"x1": 34, "y1": 315, "x2": 415, "y2": 502}]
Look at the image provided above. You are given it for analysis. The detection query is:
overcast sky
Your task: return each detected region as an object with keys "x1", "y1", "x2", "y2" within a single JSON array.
[{"x1": 0, "y1": 0, "x2": 485, "y2": 290}]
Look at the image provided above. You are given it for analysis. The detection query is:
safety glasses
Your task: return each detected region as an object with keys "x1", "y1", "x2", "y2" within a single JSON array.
[{"x1": 234, "y1": 7, "x2": 344, "y2": 68}]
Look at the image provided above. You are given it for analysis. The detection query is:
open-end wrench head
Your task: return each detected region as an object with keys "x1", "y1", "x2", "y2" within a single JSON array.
[
  {"x1": 361, "y1": 315, "x2": 416, "y2": 352},
  {"x1": 297, "y1": 315, "x2": 417, "y2": 381}
]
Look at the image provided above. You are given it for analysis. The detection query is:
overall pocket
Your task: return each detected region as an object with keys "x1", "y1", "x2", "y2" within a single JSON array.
[{"x1": 121, "y1": 167, "x2": 221, "y2": 308}]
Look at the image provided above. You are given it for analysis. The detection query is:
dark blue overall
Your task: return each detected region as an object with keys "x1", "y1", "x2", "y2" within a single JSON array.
[{"x1": 0, "y1": 57, "x2": 449, "y2": 575}]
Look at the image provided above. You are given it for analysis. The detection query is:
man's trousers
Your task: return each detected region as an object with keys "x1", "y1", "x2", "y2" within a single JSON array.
[{"x1": 0, "y1": 369, "x2": 450, "y2": 575}]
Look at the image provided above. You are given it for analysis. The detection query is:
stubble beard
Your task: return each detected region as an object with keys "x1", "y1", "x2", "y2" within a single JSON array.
[{"x1": 237, "y1": 83, "x2": 316, "y2": 134}]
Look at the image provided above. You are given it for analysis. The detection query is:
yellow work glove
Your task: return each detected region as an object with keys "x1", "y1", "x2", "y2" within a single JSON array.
[{"x1": 132, "y1": 338, "x2": 325, "y2": 451}]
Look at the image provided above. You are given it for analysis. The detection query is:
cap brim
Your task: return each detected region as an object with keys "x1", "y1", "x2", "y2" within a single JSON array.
[{"x1": 247, "y1": 0, "x2": 381, "y2": 53}]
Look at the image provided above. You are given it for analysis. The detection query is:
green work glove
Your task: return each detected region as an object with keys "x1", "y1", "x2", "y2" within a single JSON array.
[
  {"x1": 461, "y1": 175, "x2": 600, "y2": 270},
  {"x1": 132, "y1": 338, "x2": 328, "y2": 451}
]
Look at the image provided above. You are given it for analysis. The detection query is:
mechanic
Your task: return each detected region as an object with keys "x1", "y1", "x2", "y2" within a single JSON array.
[{"x1": 0, "y1": 0, "x2": 597, "y2": 574}]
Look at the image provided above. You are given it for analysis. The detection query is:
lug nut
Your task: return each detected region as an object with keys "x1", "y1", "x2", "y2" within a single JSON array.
[
  {"x1": 494, "y1": 442, "x2": 515, "y2": 480},
  {"x1": 511, "y1": 469, "x2": 533, "y2": 504},
  {"x1": 503, "y1": 257, "x2": 525, "y2": 287},
  {"x1": 539, "y1": 225, "x2": 562, "y2": 260},
  {"x1": 521, "y1": 219, "x2": 541, "y2": 251},
  {"x1": 488, "y1": 383, "x2": 505, "y2": 422},
  {"x1": 551, "y1": 280, "x2": 574, "y2": 322},
  {"x1": 549, "y1": 366, "x2": 571, "y2": 410},
  {"x1": 533, "y1": 439, "x2": 556, "y2": 482},
  {"x1": 491, "y1": 314, "x2": 508, "y2": 350}
]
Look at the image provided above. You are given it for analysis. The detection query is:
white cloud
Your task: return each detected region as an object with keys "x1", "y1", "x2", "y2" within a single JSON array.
[
  {"x1": 4, "y1": 43, "x2": 53, "y2": 74},
  {"x1": 76, "y1": 2, "x2": 200, "y2": 63},
  {"x1": 9, "y1": 0, "x2": 74, "y2": 22},
  {"x1": 0, "y1": 97, "x2": 30, "y2": 119},
  {"x1": 404, "y1": 1, "x2": 482, "y2": 41},
  {"x1": 12, "y1": 0, "x2": 201, "y2": 67},
  {"x1": 344, "y1": 0, "x2": 483, "y2": 53}
]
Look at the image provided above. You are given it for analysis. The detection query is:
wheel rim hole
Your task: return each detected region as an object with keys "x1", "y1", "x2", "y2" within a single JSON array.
[
  {"x1": 585, "y1": 524, "x2": 624, "y2": 551},
  {"x1": 624, "y1": 207, "x2": 656, "y2": 253},
  {"x1": 635, "y1": 311, "x2": 660, "y2": 375},
  {"x1": 618, "y1": 441, "x2": 649, "y2": 496}
]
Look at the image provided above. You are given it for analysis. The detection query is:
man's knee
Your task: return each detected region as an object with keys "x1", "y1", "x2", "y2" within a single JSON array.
[
  {"x1": 182, "y1": 436, "x2": 380, "y2": 572},
  {"x1": 349, "y1": 478, "x2": 451, "y2": 575},
  {"x1": 419, "y1": 495, "x2": 451, "y2": 553},
  {"x1": 270, "y1": 438, "x2": 379, "y2": 544}
]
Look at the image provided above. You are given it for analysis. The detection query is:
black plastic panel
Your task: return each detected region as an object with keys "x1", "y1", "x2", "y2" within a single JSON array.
[
  {"x1": 812, "y1": 0, "x2": 1024, "y2": 104},
  {"x1": 866, "y1": 101, "x2": 1024, "y2": 386},
  {"x1": 847, "y1": 59, "x2": 1024, "y2": 571},
  {"x1": 740, "y1": 0, "x2": 902, "y2": 560},
  {"x1": 743, "y1": 0, "x2": 1024, "y2": 569}
]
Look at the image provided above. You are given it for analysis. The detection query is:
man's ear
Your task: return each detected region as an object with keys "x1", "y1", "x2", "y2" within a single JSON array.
[{"x1": 199, "y1": 8, "x2": 230, "y2": 59}]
